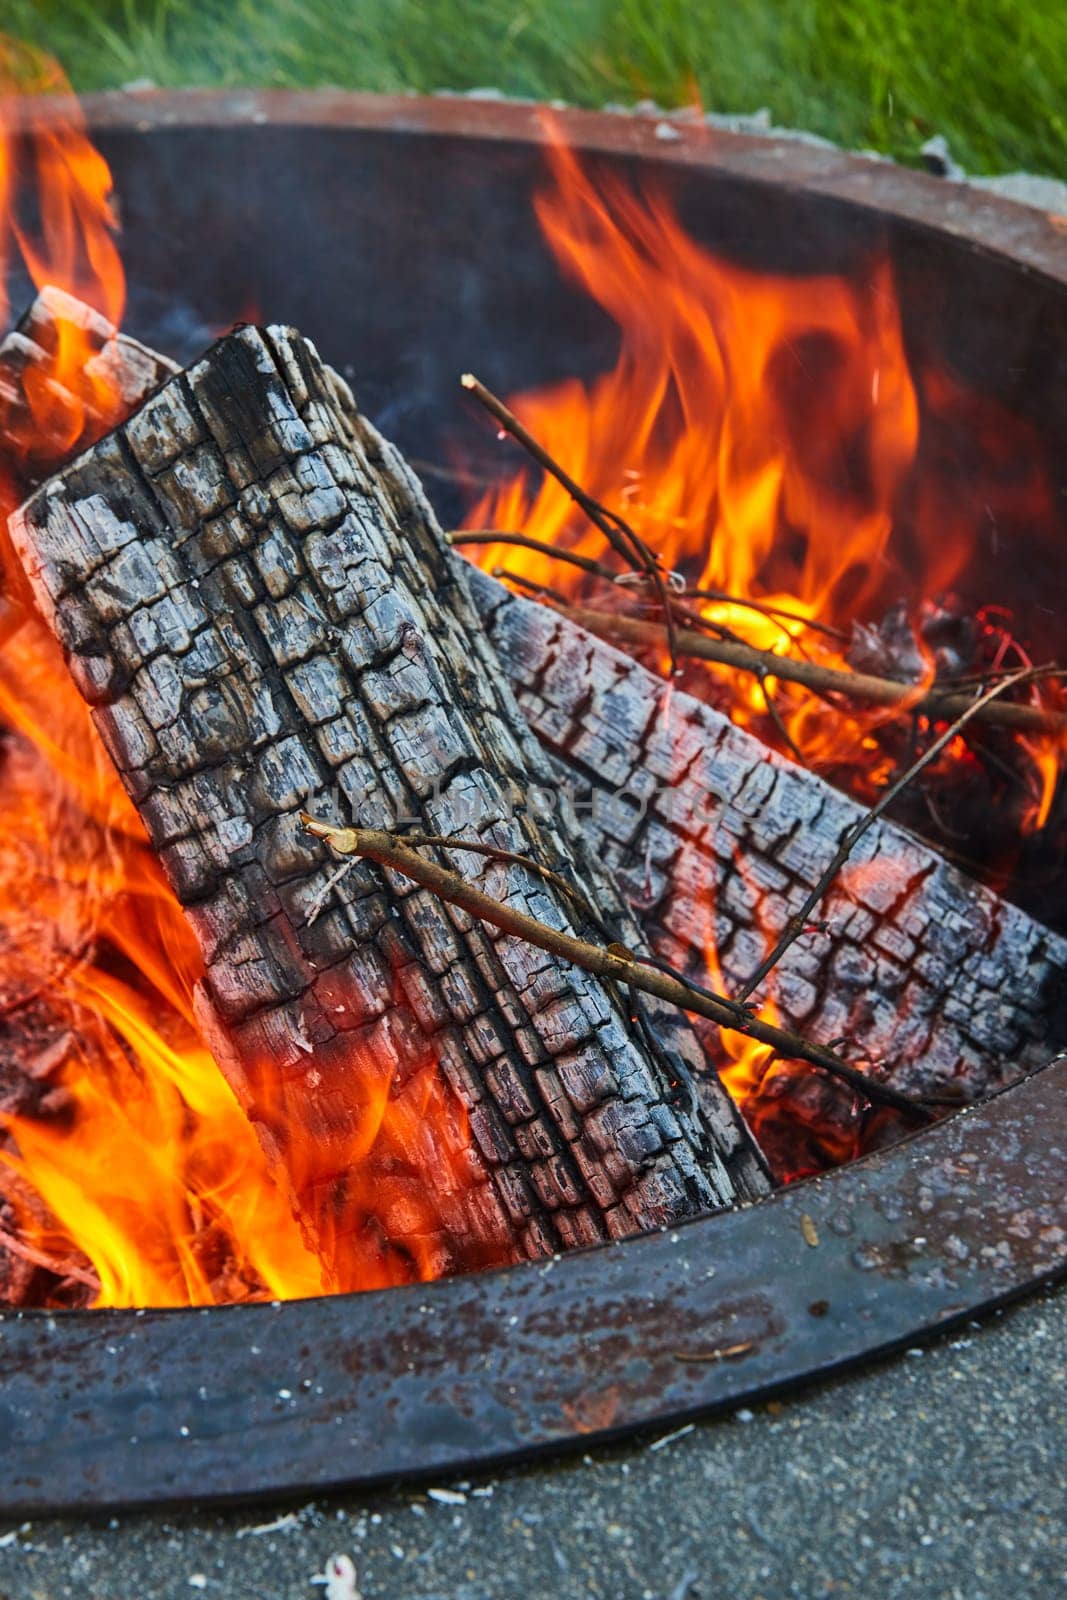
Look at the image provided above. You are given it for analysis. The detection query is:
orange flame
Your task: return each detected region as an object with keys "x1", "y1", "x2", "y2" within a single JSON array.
[
  {"x1": 697, "y1": 845, "x2": 861, "y2": 1182},
  {"x1": 468, "y1": 138, "x2": 919, "y2": 639},
  {"x1": 462, "y1": 132, "x2": 1065, "y2": 1153},
  {"x1": 0, "y1": 40, "x2": 126, "y2": 474},
  {"x1": 464, "y1": 134, "x2": 1063, "y2": 820},
  {"x1": 0, "y1": 589, "x2": 505, "y2": 1305},
  {"x1": 0, "y1": 619, "x2": 331, "y2": 1306},
  {"x1": 0, "y1": 41, "x2": 508, "y2": 1307}
]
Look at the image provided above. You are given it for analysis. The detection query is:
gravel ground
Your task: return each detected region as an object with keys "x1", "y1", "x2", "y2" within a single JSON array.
[{"x1": 1, "y1": 1279, "x2": 1064, "y2": 1600}]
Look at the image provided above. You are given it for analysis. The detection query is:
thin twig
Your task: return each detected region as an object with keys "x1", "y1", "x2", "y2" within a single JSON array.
[
  {"x1": 683, "y1": 586, "x2": 849, "y2": 643},
  {"x1": 447, "y1": 529, "x2": 623, "y2": 584},
  {"x1": 460, "y1": 373, "x2": 682, "y2": 673},
  {"x1": 737, "y1": 665, "x2": 1063, "y2": 1003},
  {"x1": 459, "y1": 374, "x2": 650, "y2": 571},
  {"x1": 628, "y1": 951, "x2": 959, "y2": 1104},
  {"x1": 450, "y1": 532, "x2": 842, "y2": 653},
  {"x1": 305, "y1": 858, "x2": 356, "y2": 925},
  {"x1": 668, "y1": 598, "x2": 758, "y2": 647},
  {"x1": 0, "y1": 1226, "x2": 100, "y2": 1292},
  {"x1": 556, "y1": 603, "x2": 1067, "y2": 737},
  {"x1": 389, "y1": 830, "x2": 603, "y2": 928},
  {"x1": 299, "y1": 815, "x2": 935, "y2": 1122},
  {"x1": 493, "y1": 566, "x2": 574, "y2": 608},
  {"x1": 306, "y1": 824, "x2": 605, "y2": 932},
  {"x1": 758, "y1": 672, "x2": 806, "y2": 765}
]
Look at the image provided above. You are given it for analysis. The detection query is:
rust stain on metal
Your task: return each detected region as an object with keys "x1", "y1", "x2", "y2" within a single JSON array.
[
  {"x1": 672, "y1": 1340, "x2": 756, "y2": 1364},
  {"x1": 562, "y1": 1385, "x2": 622, "y2": 1433}
]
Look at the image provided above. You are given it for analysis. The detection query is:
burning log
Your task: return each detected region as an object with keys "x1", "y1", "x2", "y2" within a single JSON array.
[
  {"x1": 8, "y1": 321, "x2": 771, "y2": 1285},
  {"x1": 0, "y1": 286, "x2": 178, "y2": 495},
  {"x1": 468, "y1": 570, "x2": 1067, "y2": 1113},
  {"x1": 300, "y1": 815, "x2": 938, "y2": 1123}
]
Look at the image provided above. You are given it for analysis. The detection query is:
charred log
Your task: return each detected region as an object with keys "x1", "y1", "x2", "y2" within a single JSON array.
[
  {"x1": 0, "y1": 286, "x2": 177, "y2": 495},
  {"x1": 469, "y1": 570, "x2": 1067, "y2": 1106},
  {"x1": 9, "y1": 323, "x2": 770, "y2": 1286}
]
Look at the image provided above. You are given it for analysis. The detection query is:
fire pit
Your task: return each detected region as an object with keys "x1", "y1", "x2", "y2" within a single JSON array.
[{"x1": 1, "y1": 90, "x2": 1066, "y2": 1515}]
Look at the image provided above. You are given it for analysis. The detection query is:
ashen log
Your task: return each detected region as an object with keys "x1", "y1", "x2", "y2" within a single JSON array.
[
  {"x1": 9, "y1": 322, "x2": 770, "y2": 1287},
  {"x1": 468, "y1": 570, "x2": 1067, "y2": 1104}
]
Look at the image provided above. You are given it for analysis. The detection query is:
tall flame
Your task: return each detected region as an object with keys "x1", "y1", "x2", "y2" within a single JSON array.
[
  {"x1": 0, "y1": 42, "x2": 506, "y2": 1307},
  {"x1": 462, "y1": 131, "x2": 1065, "y2": 1173},
  {"x1": 0, "y1": 39, "x2": 125, "y2": 472},
  {"x1": 464, "y1": 134, "x2": 1062, "y2": 829},
  {"x1": 467, "y1": 138, "x2": 918, "y2": 633}
]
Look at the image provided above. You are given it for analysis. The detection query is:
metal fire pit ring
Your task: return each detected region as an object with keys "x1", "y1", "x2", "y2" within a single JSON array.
[
  {"x1": 2, "y1": 1060, "x2": 1066, "y2": 1516},
  {"x1": 50, "y1": 87, "x2": 1067, "y2": 281},
  {"x1": 1, "y1": 92, "x2": 1066, "y2": 1517}
]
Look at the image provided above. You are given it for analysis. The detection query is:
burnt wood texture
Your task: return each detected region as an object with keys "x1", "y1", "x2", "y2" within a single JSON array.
[
  {"x1": 9, "y1": 323, "x2": 770, "y2": 1285},
  {"x1": 468, "y1": 571, "x2": 1067, "y2": 1104},
  {"x1": 0, "y1": 287, "x2": 178, "y2": 493}
]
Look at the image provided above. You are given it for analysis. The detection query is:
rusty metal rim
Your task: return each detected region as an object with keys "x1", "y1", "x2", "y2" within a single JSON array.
[
  {"x1": 1, "y1": 88, "x2": 1065, "y2": 287},
  {"x1": 1, "y1": 1059, "x2": 1065, "y2": 1517}
]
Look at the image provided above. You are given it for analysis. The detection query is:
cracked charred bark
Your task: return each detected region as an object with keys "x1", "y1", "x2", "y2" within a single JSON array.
[
  {"x1": 0, "y1": 287, "x2": 178, "y2": 494},
  {"x1": 9, "y1": 322, "x2": 770, "y2": 1286},
  {"x1": 469, "y1": 569, "x2": 1067, "y2": 1106}
]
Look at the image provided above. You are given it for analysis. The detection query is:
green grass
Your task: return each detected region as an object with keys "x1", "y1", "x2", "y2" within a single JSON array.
[{"x1": 4, "y1": 0, "x2": 1066, "y2": 178}]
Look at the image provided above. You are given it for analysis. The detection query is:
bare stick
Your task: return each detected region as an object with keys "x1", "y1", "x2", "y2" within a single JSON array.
[
  {"x1": 454, "y1": 531, "x2": 835, "y2": 652},
  {"x1": 558, "y1": 603, "x2": 1067, "y2": 737},
  {"x1": 0, "y1": 1226, "x2": 100, "y2": 1293},
  {"x1": 737, "y1": 665, "x2": 1063, "y2": 1002},
  {"x1": 392, "y1": 829, "x2": 603, "y2": 928},
  {"x1": 757, "y1": 673, "x2": 807, "y2": 765},
  {"x1": 446, "y1": 529, "x2": 623, "y2": 584},
  {"x1": 453, "y1": 531, "x2": 847, "y2": 649},
  {"x1": 492, "y1": 566, "x2": 574, "y2": 608},
  {"x1": 304, "y1": 828, "x2": 599, "y2": 929},
  {"x1": 682, "y1": 586, "x2": 849, "y2": 643},
  {"x1": 460, "y1": 374, "x2": 649, "y2": 569},
  {"x1": 460, "y1": 373, "x2": 681, "y2": 673},
  {"x1": 304, "y1": 858, "x2": 356, "y2": 926},
  {"x1": 299, "y1": 815, "x2": 934, "y2": 1122}
]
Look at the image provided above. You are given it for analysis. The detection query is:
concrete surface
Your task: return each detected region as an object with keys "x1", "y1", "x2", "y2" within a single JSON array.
[{"x1": 1, "y1": 1278, "x2": 1064, "y2": 1600}]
